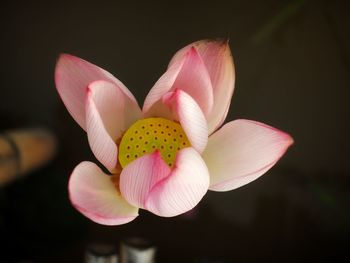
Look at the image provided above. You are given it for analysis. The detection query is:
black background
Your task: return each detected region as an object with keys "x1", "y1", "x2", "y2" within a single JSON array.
[{"x1": 0, "y1": 0, "x2": 349, "y2": 262}]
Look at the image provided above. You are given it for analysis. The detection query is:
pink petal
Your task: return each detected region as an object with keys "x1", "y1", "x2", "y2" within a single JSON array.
[
  {"x1": 169, "y1": 40, "x2": 235, "y2": 134},
  {"x1": 120, "y1": 148, "x2": 209, "y2": 217},
  {"x1": 85, "y1": 80, "x2": 127, "y2": 172},
  {"x1": 202, "y1": 119, "x2": 294, "y2": 191},
  {"x1": 146, "y1": 148, "x2": 209, "y2": 217},
  {"x1": 162, "y1": 90, "x2": 208, "y2": 153},
  {"x1": 143, "y1": 47, "x2": 213, "y2": 117},
  {"x1": 55, "y1": 54, "x2": 140, "y2": 130},
  {"x1": 68, "y1": 161, "x2": 138, "y2": 225},
  {"x1": 119, "y1": 150, "x2": 171, "y2": 209}
]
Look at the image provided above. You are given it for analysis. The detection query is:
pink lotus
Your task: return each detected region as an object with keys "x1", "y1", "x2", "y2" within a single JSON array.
[{"x1": 55, "y1": 40, "x2": 293, "y2": 225}]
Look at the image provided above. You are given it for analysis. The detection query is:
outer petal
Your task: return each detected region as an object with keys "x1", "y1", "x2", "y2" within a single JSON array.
[
  {"x1": 68, "y1": 161, "x2": 138, "y2": 225},
  {"x1": 169, "y1": 40, "x2": 235, "y2": 134},
  {"x1": 202, "y1": 119, "x2": 293, "y2": 191},
  {"x1": 86, "y1": 80, "x2": 129, "y2": 172},
  {"x1": 143, "y1": 47, "x2": 213, "y2": 117},
  {"x1": 120, "y1": 148, "x2": 209, "y2": 217},
  {"x1": 146, "y1": 148, "x2": 209, "y2": 217},
  {"x1": 119, "y1": 150, "x2": 171, "y2": 209},
  {"x1": 55, "y1": 54, "x2": 140, "y2": 129},
  {"x1": 162, "y1": 90, "x2": 208, "y2": 153}
]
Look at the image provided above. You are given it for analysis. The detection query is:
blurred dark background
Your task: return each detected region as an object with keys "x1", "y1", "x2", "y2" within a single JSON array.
[{"x1": 0, "y1": 0, "x2": 349, "y2": 262}]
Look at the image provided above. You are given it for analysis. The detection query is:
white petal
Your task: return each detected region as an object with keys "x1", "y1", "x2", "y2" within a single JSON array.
[
  {"x1": 162, "y1": 90, "x2": 208, "y2": 153},
  {"x1": 143, "y1": 47, "x2": 213, "y2": 117},
  {"x1": 69, "y1": 161, "x2": 138, "y2": 225},
  {"x1": 202, "y1": 119, "x2": 294, "y2": 191},
  {"x1": 145, "y1": 148, "x2": 210, "y2": 217},
  {"x1": 86, "y1": 80, "x2": 141, "y2": 171},
  {"x1": 169, "y1": 40, "x2": 235, "y2": 134},
  {"x1": 55, "y1": 54, "x2": 140, "y2": 129},
  {"x1": 119, "y1": 151, "x2": 171, "y2": 209}
]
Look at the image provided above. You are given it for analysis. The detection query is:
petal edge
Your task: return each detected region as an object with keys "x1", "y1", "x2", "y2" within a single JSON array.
[
  {"x1": 145, "y1": 148, "x2": 210, "y2": 217},
  {"x1": 69, "y1": 161, "x2": 138, "y2": 225},
  {"x1": 202, "y1": 119, "x2": 293, "y2": 192},
  {"x1": 143, "y1": 48, "x2": 213, "y2": 117}
]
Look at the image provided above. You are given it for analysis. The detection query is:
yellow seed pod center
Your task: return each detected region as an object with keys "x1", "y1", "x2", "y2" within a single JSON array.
[{"x1": 119, "y1": 118, "x2": 191, "y2": 168}]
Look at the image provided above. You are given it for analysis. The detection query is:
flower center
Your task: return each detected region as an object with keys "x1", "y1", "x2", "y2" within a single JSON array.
[{"x1": 119, "y1": 118, "x2": 191, "y2": 168}]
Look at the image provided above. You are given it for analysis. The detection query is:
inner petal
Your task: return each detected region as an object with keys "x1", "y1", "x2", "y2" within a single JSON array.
[{"x1": 119, "y1": 118, "x2": 191, "y2": 167}]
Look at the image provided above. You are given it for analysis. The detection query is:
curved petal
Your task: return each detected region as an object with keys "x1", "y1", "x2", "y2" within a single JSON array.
[
  {"x1": 202, "y1": 119, "x2": 294, "y2": 191},
  {"x1": 162, "y1": 90, "x2": 208, "y2": 153},
  {"x1": 133, "y1": 148, "x2": 209, "y2": 217},
  {"x1": 120, "y1": 148, "x2": 209, "y2": 217},
  {"x1": 146, "y1": 148, "x2": 209, "y2": 217},
  {"x1": 119, "y1": 150, "x2": 171, "y2": 209},
  {"x1": 86, "y1": 80, "x2": 129, "y2": 171},
  {"x1": 68, "y1": 161, "x2": 138, "y2": 225},
  {"x1": 169, "y1": 40, "x2": 235, "y2": 134},
  {"x1": 55, "y1": 54, "x2": 140, "y2": 129},
  {"x1": 143, "y1": 47, "x2": 213, "y2": 117}
]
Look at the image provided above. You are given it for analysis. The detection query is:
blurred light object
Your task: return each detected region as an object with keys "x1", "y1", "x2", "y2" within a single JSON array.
[
  {"x1": 55, "y1": 39, "x2": 293, "y2": 225},
  {"x1": 85, "y1": 243, "x2": 118, "y2": 263},
  {"x1": 0, "y1": 128, "x2": 57, "y2": 186},
  {"x1": 120, "y1": 237, "x2": 156, "y2": 263}
]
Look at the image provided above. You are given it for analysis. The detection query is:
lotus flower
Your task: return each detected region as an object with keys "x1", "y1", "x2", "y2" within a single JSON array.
[{"x1": 55, "y1": 40, "x2": 293, "y2": 225}]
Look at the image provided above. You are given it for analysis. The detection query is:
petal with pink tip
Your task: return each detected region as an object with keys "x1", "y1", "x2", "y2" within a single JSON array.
[
  {"x1": 169, "y1": 40, "x2": 235, "y2": 134},
  {"x1": 55, "y1": 54, "x2": 140, "y2": 129},
  {"x1": 146, "y1": 148, "x2": 210, "y2": 217},
  {"x1": 143, "y1": 47, "x2": 213, "y2": 117},
  {"x1": 162, "y1": 90, "x2": 208, "y2": 153},
  {"x1": 86, "y1": 80, "x2": 128, "y2": 172},
  {"x1": 120, "y1": 148, "x2": 209, "y2": 217},
  {"x1": 202, "y1": 119, "x2": 294, "y2": 191},
  {"x1": 119, "y1": 151, "x2": 171, "y2": 209},
  {"x1": 69, "y1": 161, "x2": 138, "y2": 225}
]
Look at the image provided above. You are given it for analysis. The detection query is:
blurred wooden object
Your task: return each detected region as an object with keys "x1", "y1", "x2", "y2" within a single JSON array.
[
  {"x1": 0, "y1": 128, "x2": 57, "y2": 186},
  {"x1": 120, "y1": 238, "x2": 156, "y2": 263}
]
